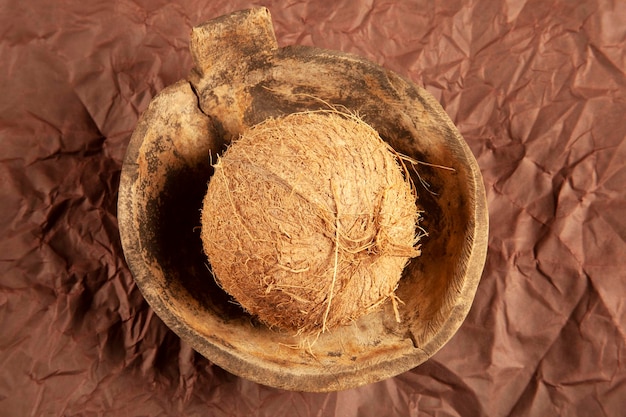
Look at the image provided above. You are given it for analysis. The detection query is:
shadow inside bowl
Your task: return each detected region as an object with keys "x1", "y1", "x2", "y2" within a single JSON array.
[{"x1": 150, "y1": 163, "x2": 249, "y2": 320}]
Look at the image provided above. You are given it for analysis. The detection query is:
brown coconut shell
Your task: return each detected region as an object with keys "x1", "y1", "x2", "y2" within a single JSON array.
[{"x1": 201, "y1": 111, "x2": 421, "y2": 334}]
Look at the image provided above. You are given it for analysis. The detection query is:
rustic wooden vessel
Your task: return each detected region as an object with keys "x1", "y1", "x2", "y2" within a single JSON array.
[{"x1": 118, "y1": 8, "x2": 488, "y2": 392}]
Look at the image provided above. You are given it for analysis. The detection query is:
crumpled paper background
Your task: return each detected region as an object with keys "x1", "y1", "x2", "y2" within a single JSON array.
[{"x1": 1, "y1": 0, "x2": 624, "y2": 415}]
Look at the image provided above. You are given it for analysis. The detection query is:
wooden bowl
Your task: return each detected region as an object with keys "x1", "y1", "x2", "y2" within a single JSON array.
[{"x1": 118, "y1": 8, "x2": 488, "y2": 392}]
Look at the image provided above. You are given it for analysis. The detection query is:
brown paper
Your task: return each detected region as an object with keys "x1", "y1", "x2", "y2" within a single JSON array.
[{"x1": 1, "y1": 0, "x2": 624, "y2": 415}]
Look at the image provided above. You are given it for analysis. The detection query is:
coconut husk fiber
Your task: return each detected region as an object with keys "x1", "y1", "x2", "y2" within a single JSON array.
[{"x1": 201, "y1": 111, "x2": 422, "y2": 334}]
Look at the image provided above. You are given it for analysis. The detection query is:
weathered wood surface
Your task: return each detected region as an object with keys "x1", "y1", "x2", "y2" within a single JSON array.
[{"x1": 118, "y1": 7, "x2": 488, "y2": 392}]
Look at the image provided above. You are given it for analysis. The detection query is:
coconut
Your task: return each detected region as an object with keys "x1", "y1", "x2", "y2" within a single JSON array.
[{"x1": 200, "y1": 111, "x2": 422, "y2": 334}]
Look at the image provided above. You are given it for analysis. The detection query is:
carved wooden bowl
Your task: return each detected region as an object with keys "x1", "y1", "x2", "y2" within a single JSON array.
[{"x1": 118, "y1": 8, "x2": 488, "y2": 392}]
